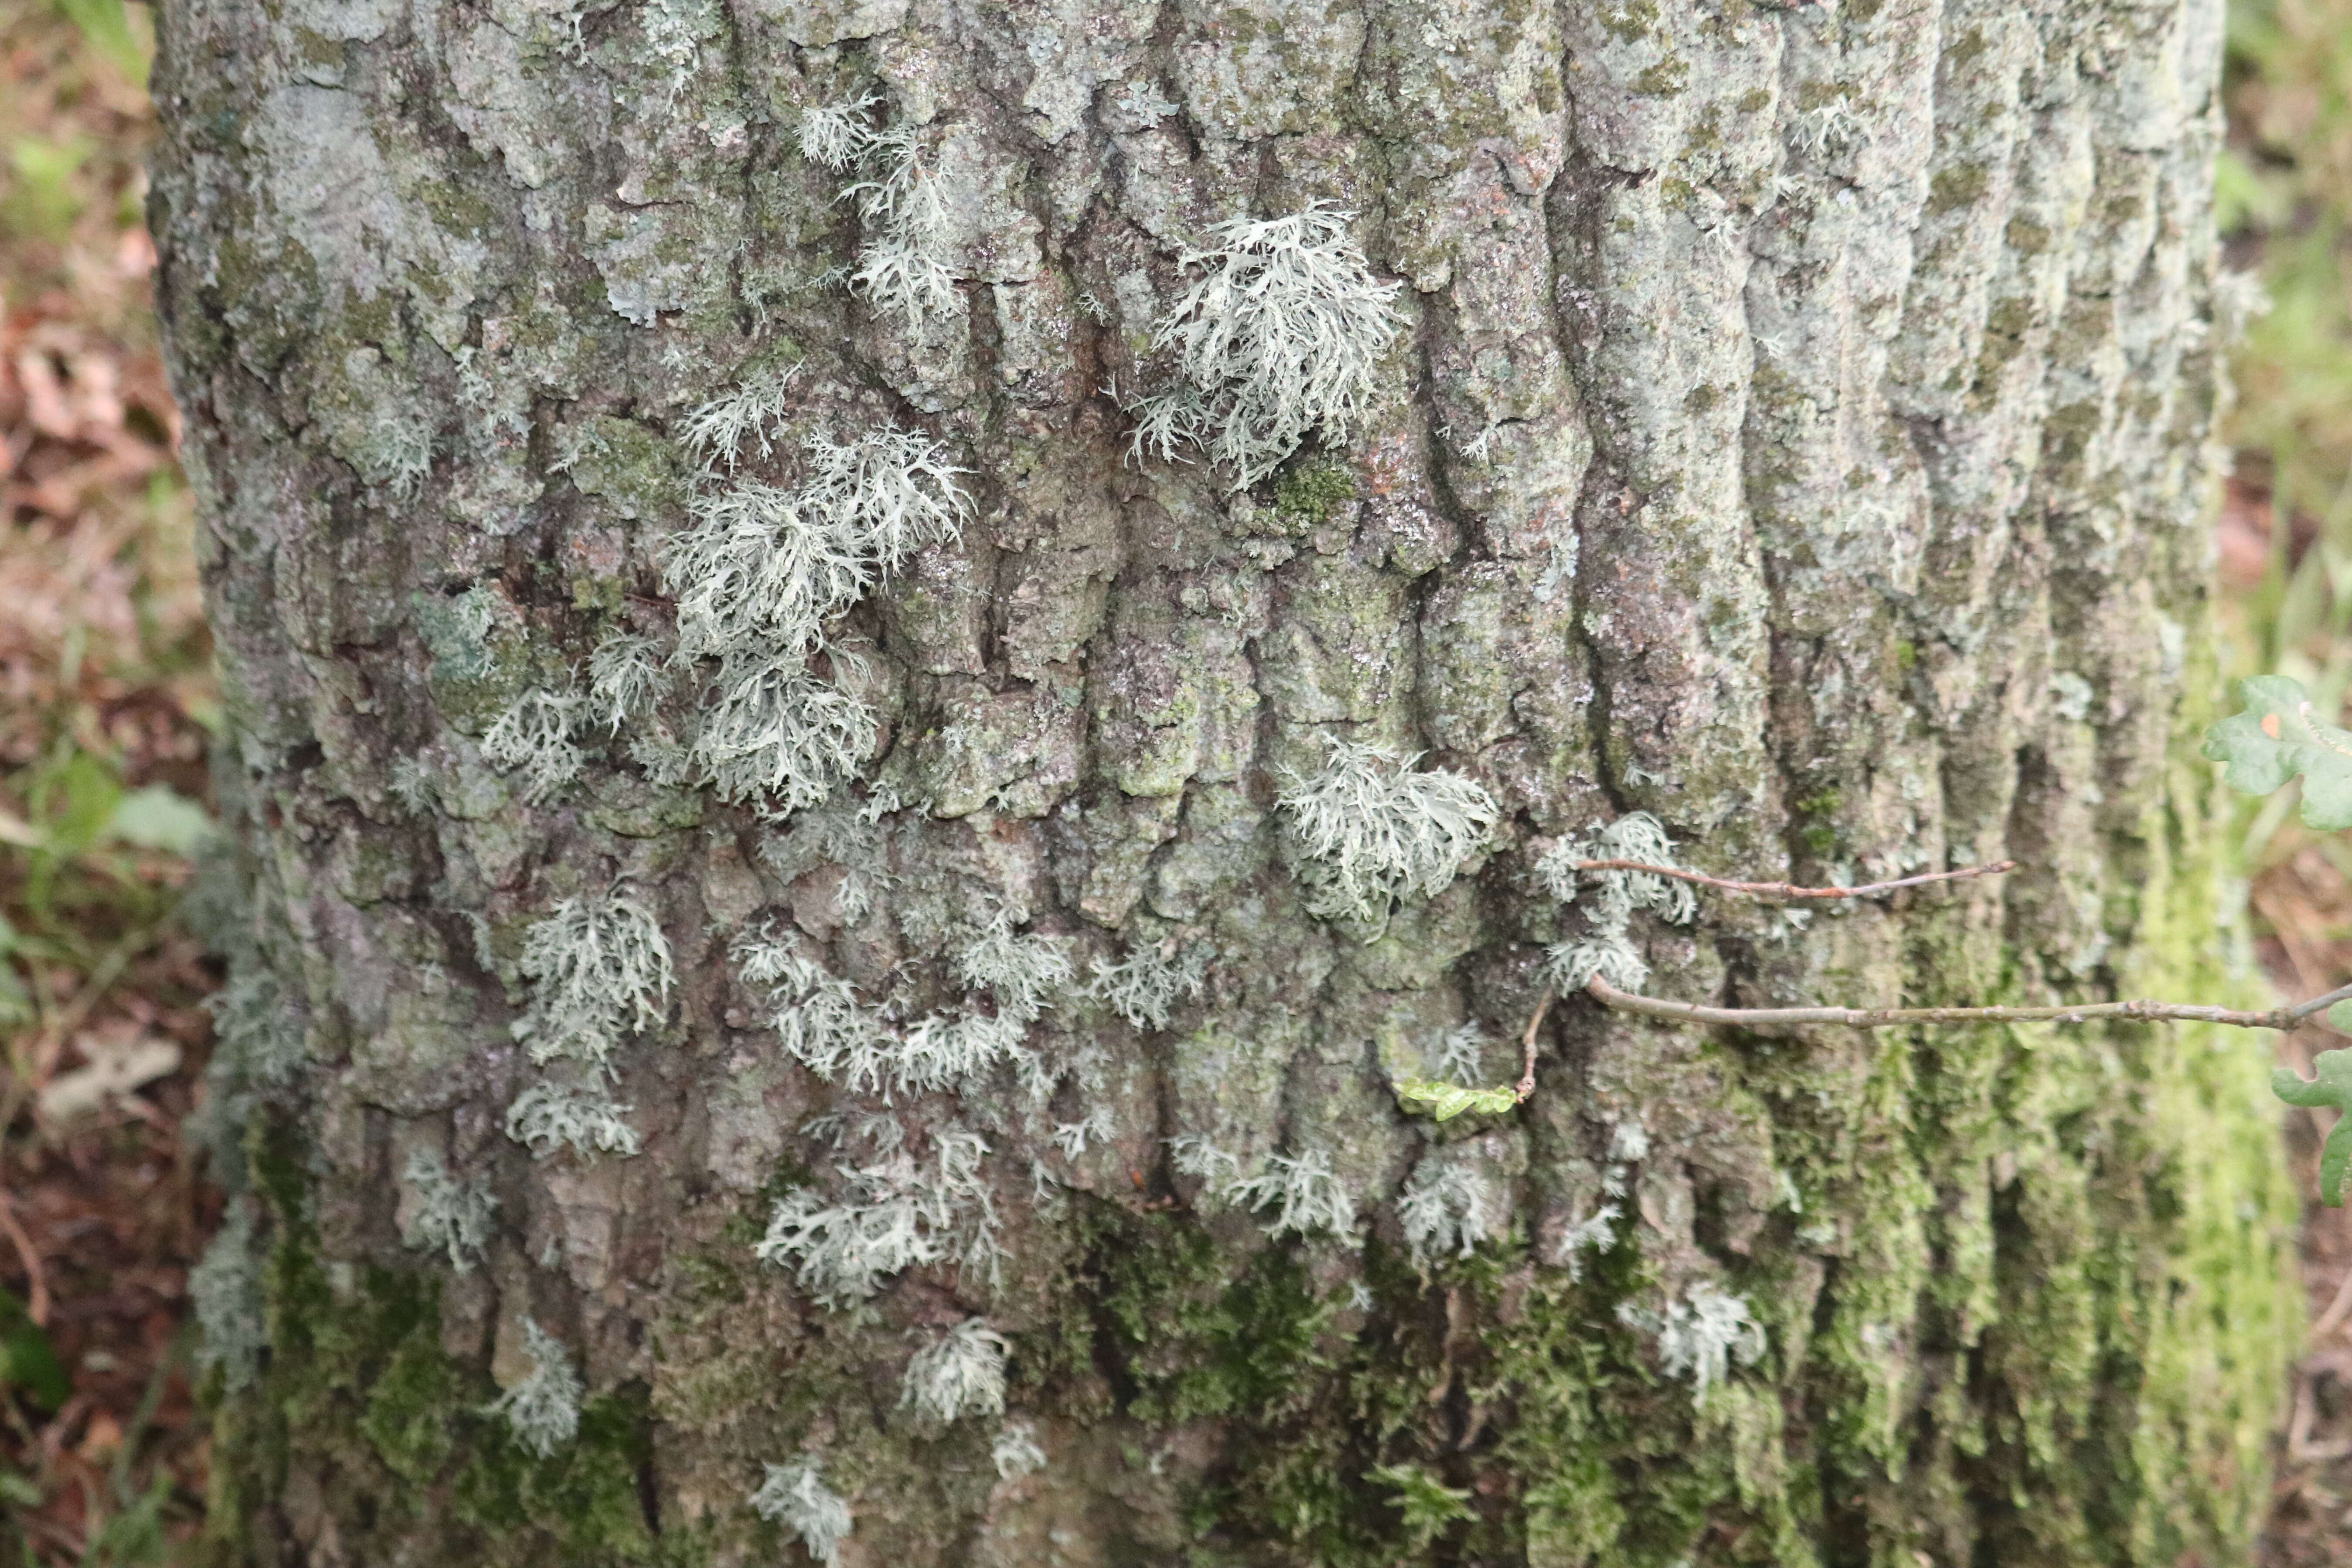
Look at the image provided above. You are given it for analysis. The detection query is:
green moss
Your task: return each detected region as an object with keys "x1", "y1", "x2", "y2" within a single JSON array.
[
  {"x1": 201, "y1": 1118, "x2": 666, "y2": 1568},
  {"x1": 1273, "y1": 458, "x2": 1357, "y2": 528},
  {"x1": 1072, "y1": 1206, "x2": 1457, "y2": 1565},
  {"x1": 1631, "y1": 58, "x2": 1688, "y2": 97}
]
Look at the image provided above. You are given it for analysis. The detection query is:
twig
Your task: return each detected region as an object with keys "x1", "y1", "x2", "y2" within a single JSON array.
[
  {"x1": 1585, "y1": 976, "x2": 2352, "y2": 1033},
  {"x1": 2315, "y1": 1262, "x2": 2352, "y2": 1343},
  {"x1": 1515, "y1": 986, "x2": 1554, "y2": 1102},
  {"x1": 0, "y1": 1193, "x2": 49, "y2": 1326},
  {"x1": 1569, "y1": 857, "x2": 2018, "y2": 902}
]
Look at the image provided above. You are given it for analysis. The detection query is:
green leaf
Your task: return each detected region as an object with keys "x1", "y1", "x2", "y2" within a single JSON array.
[
  {"x1": 1367, "y1": 1463, "x2": 1476, "y2": 1545},
  {"x1": 34, "y1": 749, "x2": 122, "y2": 859},
  {"x1": 106, "y1": 786, "x2": 213, "y2": 855},
  {"x1": 0, "y1": 1289, "x2": 70, "y2": 1410},
  {"x1": 1392, "y1": 1078, "x2": 1518, "y2": 1122},
  {"x1": 2202, "y1": 675, "x2": 2352, "y2": 829},
  {"x1": 2277, "y1": 1048, "x2": 2352, "y2": 1204},
  {"x1": 2330, "y1": 1000, "x2": 2352, "y2": 1035},
  {"x1": 53, "y1": 0, "x2": 151, "y2": 85}
]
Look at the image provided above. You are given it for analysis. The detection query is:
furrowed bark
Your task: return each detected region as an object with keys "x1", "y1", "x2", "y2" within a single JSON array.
[{"x1": 146, "y1": 0, "x2": 2295, "y2": 1564}]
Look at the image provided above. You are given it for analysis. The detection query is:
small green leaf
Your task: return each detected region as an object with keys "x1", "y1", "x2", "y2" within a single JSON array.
[
  {"x1": 2203, "y1": 675, "x2": 2352, "y2": 829},
  {"x1": 1367, "y1": 1462, "x2": 1477, "y2": 1545},
  {"x1": 1393, "y1": 1078, "x2": 1518, "y2": 1122},
  {"x1": 107, "y1": 786, "x2": 213, "y2": 855},
  {"x1": 2276, "y1": 1048, "x2": 2352, "y2": 1204},
  {"x1": 0, "y1": 1289, "x2": 70, "y2": 1410},
  {"x1": 2330, "y1": 1000, "x2": 2352, "y2": 1035},
  {"x1": 36, "y1": 750, "x2": 121, "y2": 858},
  {"x1": 54, "y1": 0, "x2": 151, "y2": 85}
]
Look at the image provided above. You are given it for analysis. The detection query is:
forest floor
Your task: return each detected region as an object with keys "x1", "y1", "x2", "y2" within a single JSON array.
[
  {"x1": 0, "y1": 1, "x2": 220, "y2": 1559},
  {"x1": 3, "y1": 0, "x2": 2352, "y2": 1562}
]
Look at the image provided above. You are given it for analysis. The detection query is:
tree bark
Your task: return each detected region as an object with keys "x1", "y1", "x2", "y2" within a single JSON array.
[{"x1": 147, "y1": 0, "x2": 2297, "y2": 1564}]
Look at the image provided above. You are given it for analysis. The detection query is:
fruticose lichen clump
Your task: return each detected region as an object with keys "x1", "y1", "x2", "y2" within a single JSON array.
[
  {"x1": 798, "y1": 95, "x2": 958, "y2": 329},
  {"x1": 1278, "y1": 737, "x2": 1498, "y2": 925},
  {"x1": 399, "y1": 1147, "x2": 497, "y2": 1273},
  {"x1": 512, "y1": 884, "x2": 675, "y2": 1074},
  {"x1": 753, "y1": 1124, "x2": 1000, "y2": 1307},
  {"x1": 1087, "y1": 938, "x2": 1209, "y2": 1029},
  {"x1": 899, "y1": 1318, "x2": 1010, "y2": 1424},
  {"x1": 1224, "y1": 1148, "x2": 1358, "y2": 1239},
  {"x1": 1536, "y1": 813, "x2": 1698, "y2": 991},
  {"x1": 1397, "y1": 1161, "x2": 1499, "y2": 1268},
  {"x1": 751, "y1": 1458, "x2": 855, "y2": 1565},
  {"x1": 485, "y1": 1318, "x2": 584, "y2": 1457},
  {"x1": 1130, "y1": 204, "x2": 1403, "y2": 486},
  {"x1": 503, "y1": 1078, "x2": 643, "y2": 1160},
  {"x1": 481, "y1": 687, "x2": 587, "y2": 805}
]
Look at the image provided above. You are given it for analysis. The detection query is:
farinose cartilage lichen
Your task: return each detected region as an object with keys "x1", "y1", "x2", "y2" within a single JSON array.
[
  {"x1": 951, "y1": 911, "x2": 1072, "y2": 1024},
  {"x1": 1130, "y1": 203, "x2": 1403, "y2": 486},
  {"x1": 503, "y1": 1078, "x2": 643, "y2": 1160},
  {"x1": 661, "y1": 422, "x2": 968, "y2": 813},
  {"x1": 1397, "y1": 1162, "x2": 1499, "y2": 1268},
  {"x1": 1087, "y1": 939, "x2": 1208, "y2": 1030},
  {"x1": 1619, "y1": 1284, "x2": 1764, "y2": 1398},
  {"x1": 1224, "y1": 1148, "x2": 1358, "y2": 1239},
  {"x1": 1277, "y1": 736, "x2": 1499, "y2": 925},
  {"x1": 513, "y1": 884, "x2": 674, "y2": 1073},
  {"x1": 991, "y1": 1420, "x2": 1046, "y2": 1480},
  {"x1": 189, "y1": 1197, "x2": 266, "y2": 1391},
  {"x1": 1538, "y1": 813, "x2": 1699, "y2": 992},
  {"x1": 679, "y1": 360, "x2": 799, "y2": 472},
  {"x1": 481, "y1": 687, "x2": 587, "y2": 805},
  {"x1": 750, "y1": 1458, "x2": 855, "y2": 1566},
  {"x1": 484, "y1": 1318, "x2": 584, "y2": 1457},
  {"x1": 899, "y1": 1318, "x2": 1009, "y2": 1424},
  {"x1": 754, "y1": 1127, "x2": 998, "y2": 1307},
  {"x1": 692, "y1": 651, "x2": 881, "y2": 810},
  {"x1": 585, "y1": 631, "x2": 664, "y2": 733},
  {"x1": 399, "y1": 1147, "x2": 497, "y2": 1274},
  {"x1": 1429, "y1": 1023, "x2": 1486, "y2": 1086},
  {"x1": 798, "y1": 96, "x2": 959, "y2": 328}
]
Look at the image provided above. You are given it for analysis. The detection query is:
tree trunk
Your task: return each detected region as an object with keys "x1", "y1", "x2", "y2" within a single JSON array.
[{"x1": 147, "y1": 0, "x2": 2297, "y2": 1563}]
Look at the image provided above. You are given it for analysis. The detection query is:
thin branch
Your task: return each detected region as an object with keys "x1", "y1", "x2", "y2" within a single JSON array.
[
  {"x1": 1585, "y1": 975, "x2": 2352, "y2": 1033},
  {"x1": 1515, "y1": 986, "x2": 1555, "y2": 1102},
  {"x1": 1569, "y1": 857, "x2": 2018, "y2": 902},
  {"x1": 0, "y1": 1193, "x2": 49, "y2": 1326}
]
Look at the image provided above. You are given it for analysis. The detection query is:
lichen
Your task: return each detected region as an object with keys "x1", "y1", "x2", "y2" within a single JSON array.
[
  {"x1": 484, "y1": 1319, "x2": 584, "y2": 1458},
  {"x1": 1128, "y1": 204, "x2": 1402, "y2": 486},
  {"x1": 399, "y1": 1147, "x2": 497, "y2": 1273},
  {"x1": 1277, "y1": 736, "x2": 1498, "y2": 926}
]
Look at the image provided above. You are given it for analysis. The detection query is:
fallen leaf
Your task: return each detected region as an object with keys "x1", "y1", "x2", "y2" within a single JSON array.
[{"x1": 36, "y1": 1033, "x2": 182, "y2": 1123}]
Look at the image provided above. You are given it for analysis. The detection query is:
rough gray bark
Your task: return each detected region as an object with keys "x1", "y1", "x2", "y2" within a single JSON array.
[{"x1": 148, "y1": 0, "x2": 2297, "y2": 1564}]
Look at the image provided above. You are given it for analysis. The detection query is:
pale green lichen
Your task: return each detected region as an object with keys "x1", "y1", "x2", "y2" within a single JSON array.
[
  {"x1": 899, "y1": 1318, "x2": 1009, "y2": 1424},
  {"x1": 481, "y1": 687, "x2": 586, "y2": 806},
  {"x1": 512, "y1": 884, "x2": 674, "y2": 1074},
  {"x1": 190, "y1": 1195, "x2": 267, "y2": 1391},
  {"x1": 1130, "y1": 204, "x2": 1402, "y2": 486},
  {"x1": 1277, "y1": 737, "x2": 1497, "y2": 925},
  {"x1": 1397, "y1": 1161, "x2": 1499, "y2": 1268},
  {"x1": 1537, "y1": 812, "x2": 1697, "y2": 990},
  {"x1": 1087, "y1": 939, "x2": 1209, "y2": 1030},
  {"x1": 502, "y1": 1078, "x2": 643, "y2": 1161},
  {"x1": 400, "y1": 1147, "x2": 498, "y2": 1273},
  {"x1": 750, "y1": 1458, "x2": 854, "y2": 1566},
  {"x1": 754, "y1": 1123, "x2": 1000, "y2": 1307},
  {"x1": 585, "y1": 632, "x2": 664, "y2": 734},
  {"x1": 484, "y1": 1319, "x2": 584, "y2": 1458}
]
